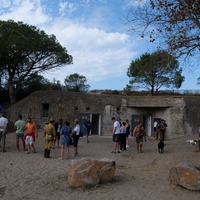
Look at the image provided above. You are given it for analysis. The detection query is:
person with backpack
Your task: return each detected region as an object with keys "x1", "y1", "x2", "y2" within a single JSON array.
[{"x1": 133, "y1": 121, "x2": 146, "y2": 153}]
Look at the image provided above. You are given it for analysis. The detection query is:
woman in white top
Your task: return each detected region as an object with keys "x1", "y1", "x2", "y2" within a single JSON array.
[{"x1": 71, "y1": 119, "x2": 80, "y2": 157}]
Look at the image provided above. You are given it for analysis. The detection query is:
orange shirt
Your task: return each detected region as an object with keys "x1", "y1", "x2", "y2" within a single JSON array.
[{"x1": 25, "y1": 122, "x2": 36, "y2": 133}]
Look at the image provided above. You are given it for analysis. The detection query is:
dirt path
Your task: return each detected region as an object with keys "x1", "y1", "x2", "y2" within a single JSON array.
[{"x1": 0, "y1": 131, "x2": 200, "y2": 200}]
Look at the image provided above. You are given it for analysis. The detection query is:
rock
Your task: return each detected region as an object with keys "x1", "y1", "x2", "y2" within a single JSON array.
[
  {"x1": 68, "y1": 157, "x2": 116, "y2": 188},
  {"x1": 169, "y1": 163, "x2": 200, "y2": 191}
]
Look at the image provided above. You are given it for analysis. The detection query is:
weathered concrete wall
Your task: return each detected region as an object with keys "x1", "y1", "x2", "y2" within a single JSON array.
[
  {"x1": 183, "y1": 97, "x2": 200, "y2": 134},
  {"x1": 5, "y1": 91, "x2": 200, "y2": 138},
  {"x1": 6, "y1": 90, "x2": 122, "y2": 132}
]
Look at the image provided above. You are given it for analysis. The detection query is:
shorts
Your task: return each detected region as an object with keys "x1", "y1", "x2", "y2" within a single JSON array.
[
  {"x1": 73, "y1": 135, "x2": 80, "y2": 147},
  {"x1": 126, "y1": 131, "x2": 130, "y2": 137},
  {"x1": 16, "y1": 133, "x2": 24, "y2": 140},
  {"x1": 154, "y1": 127, "x2": 157, "y2": 132},
  {"x1": 113, "y1": 134, "x2": 120, "y2": 142},
  {"x1": 136, "y1": 136, "x2": 143, "y2": 143},
  {"x1": 25, "y1": 136, "x2": 33, "y2": 145},
  {"x1": 86, "y1": 130, "x2": 90, "y2": 136}
]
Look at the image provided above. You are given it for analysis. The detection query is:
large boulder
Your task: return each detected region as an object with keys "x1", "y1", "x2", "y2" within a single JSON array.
[
  {"x1": 68, "y1": 157, "x2": 116, "y2": 188},
  {"x1": 169, "y1": 163, "x2": 200, "y2": 191}
]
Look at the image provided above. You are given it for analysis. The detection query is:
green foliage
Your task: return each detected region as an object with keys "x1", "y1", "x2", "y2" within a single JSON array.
[
  {"x1": 0, "y1": 20, "x2": 73, "y2": 105},
  {"x1": 123, "y1": 84, "x2": 135, "y2": 96},
  {"x1": 21, "y1": 75, "x2": 62, "y2": 92},
  {"x1": 126, "y1": 50, "x2": 185, "y2": 95},
  {"x1": 64, "y1": 73, "x2": 90, "y2": 92},
  {"x1": 0, "y1": 74, "x2": 63, "y2": 103},
  {"x1": 17, "y1": 74, "x2": 62, "y2": 100}
]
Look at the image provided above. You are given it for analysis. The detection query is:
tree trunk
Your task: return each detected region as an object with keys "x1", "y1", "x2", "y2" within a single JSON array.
[
  {"x1": 151, "y1": 86, "x2": 154, "y2": 95},
  {"x1": 8, "y1": 83, "x2": 17, "y2": 105}
]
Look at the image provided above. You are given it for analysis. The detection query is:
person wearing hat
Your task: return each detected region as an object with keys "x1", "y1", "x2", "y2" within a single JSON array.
[{"x1": 43, "y1": 118, "x2": 56, "y2": 158}]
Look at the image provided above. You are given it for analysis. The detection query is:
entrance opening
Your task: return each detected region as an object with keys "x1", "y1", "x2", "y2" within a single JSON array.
[
  {"x1": 91, "y1": 114, "x2": 99, "y2": 135},
  {"x1": 79, "y1": 113, "x2": 101, "y2": 135},
  {"x1": 42, "y1": 103, "x2": 49, "y2": 117}
]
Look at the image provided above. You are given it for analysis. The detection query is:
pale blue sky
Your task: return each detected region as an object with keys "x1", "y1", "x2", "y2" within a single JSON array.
[{"x1": 0, "y1": 0, "x2": 199, "y2": 91}]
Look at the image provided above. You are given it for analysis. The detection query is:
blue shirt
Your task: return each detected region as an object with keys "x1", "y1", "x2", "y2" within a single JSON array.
[
  {"x1": 60, "y1": 126, "x2": 72, "y2": 136},
  {"x1": 84, "y1": 120, "x2": 91, "y2": 131}
]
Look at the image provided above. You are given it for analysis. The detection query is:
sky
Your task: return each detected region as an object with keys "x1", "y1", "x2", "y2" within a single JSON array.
[{"x1": 0, "y1": 0, "x2": 200, "y2": 91}]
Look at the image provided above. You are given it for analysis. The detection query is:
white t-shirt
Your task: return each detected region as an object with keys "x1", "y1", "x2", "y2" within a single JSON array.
[
  {"x1": 154, "y1": 121, "x2": 158, "y2": 128},
  {"x1": 113, "y1": 121, "x2": 120, "y2": 134},
  {"x1": 74, "y1": 125, "x2": 80, "y2": 135},
  {"x1": 0, "y1": 116, "x2": 8, "y2": 132}
]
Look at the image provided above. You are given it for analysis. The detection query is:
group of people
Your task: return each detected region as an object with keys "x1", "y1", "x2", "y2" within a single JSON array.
[
  {"x1": 43, "y1": 118, "x2": 82, "y2": 159},
  {"x1": 154, "y1": 119, "x2": 167, "y2": 141},
  {"x1": 0, "y1": 114, "x2": 38, "y2": 154},
  {"x1": 15, "y1": 116, "x2": 38, "y2": 154},
  {"x1": 111, "y1": 117, "x2": 131, "y2": 153},
  {"x1": 43, "y1": 116, "x2": 91, "y2": 159},
  {"x1": 111, "y1": 117, "x2": 146, "y2": 154},
  {"x1": 1, "y1": 109, "x2": 167, "y2": 157},
  {"x1": 0, "y1": 111, "x2": 88, "y2": 160}
]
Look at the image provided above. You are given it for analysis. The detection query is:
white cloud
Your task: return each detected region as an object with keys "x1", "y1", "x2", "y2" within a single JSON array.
[
  {"x1": 0, "y1": 0, "x2": 138, "y2": 86},
  {"x1": 43, "y1": 19, "x2": 136, "y2": 83},
  {"x1": 59, "y1": 1, "x2": 78, "y2": 16},
  {"x1": 1, "y1": 0, "x2": 11, "y2": 8},
  {"x1": 0, "y1": 0, "x2": 51, "y2": 26},
  {"x1": 122, "y1": 0, "x2": 147, "y2": 9}
]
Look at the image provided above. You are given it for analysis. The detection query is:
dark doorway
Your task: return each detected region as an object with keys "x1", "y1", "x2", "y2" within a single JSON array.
[
  {"x1": 131, "y1": 115, "x2": 143, "y2": 134},
  {"x1": 79, "y1": 113, "x2": 100, "y2": 135}
]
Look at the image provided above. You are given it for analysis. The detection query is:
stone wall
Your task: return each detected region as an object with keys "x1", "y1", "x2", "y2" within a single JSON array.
[{"x1": 5, "y1": 90, "x2": 200, "y2": 138}]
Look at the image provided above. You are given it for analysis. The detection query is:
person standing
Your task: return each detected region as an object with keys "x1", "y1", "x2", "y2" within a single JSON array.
[
  {"x1": 125, "y1": 119, "x2": 130, "y2": 148},
  {"x1": 158, "y1": 120, "x2": 167, "y2": 141},
  {"x1": 154, "y1": 120, "x2": 158, "y2": 139},
  {"x1": 120, "y1": 122, "x2": 127, "y2": 151},
  {"x1": 54, "y1": 119, "x2": 63, "y2": 148},
  {"x1": 14, "y1": 114, "x2": 27, "y2": 152},
  {"x1": 111, "y1": 117, "x2": 121, "y2": 153},
  {"x1": 71, "y1": 119, "x2": 80, "y2": 157},
  {"x1": 0, "y1": 113, "x2": 8, "y2": 152},
  {"x1": 83, "y1": 117, "x2": 91, "y2": 143},
  {"x1": 133, "y1": 121, "x2": 146, "y2": 153},
  {"x1": 24, "y1": 117, "x2": 38, "y2": 154},
  {"x1": 43, "y1": 118, "x2": 56, "y2": 158},
  {"x1": 59, "y1": 121, "x2": 72, "y2": 160}
]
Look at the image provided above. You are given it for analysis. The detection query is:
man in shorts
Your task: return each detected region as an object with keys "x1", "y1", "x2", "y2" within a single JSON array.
[
  {"x1": 24, "y1": 117, "x2": 38, "y2": 154},
  {"x1": 83, "y1": 117, "x2": 91, "y2": 143},
  {"x1": 14, "y1": 114, "x2": 27, "y2": 152},
  {"x1": 111, "y1": 117, "x2": 121, "y2": 153}
]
